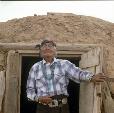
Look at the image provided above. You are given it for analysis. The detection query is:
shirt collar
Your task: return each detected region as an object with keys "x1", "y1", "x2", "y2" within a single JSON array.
[{"x1": 42, "y1": 57, "x2": 58, "y2": 65}]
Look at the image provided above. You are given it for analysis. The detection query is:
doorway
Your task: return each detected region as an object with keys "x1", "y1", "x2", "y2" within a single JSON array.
[
  {"x1": 4, "y1": 45, "x2": 103, "y2": 113},
  {"x1": 20, "y1": 56, "x2": 80, "y2": 113}
]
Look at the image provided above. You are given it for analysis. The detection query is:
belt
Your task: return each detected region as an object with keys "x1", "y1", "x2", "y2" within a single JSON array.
[
  {"x1": 39, "y1": 94, "x2": 68, "y2": 108},
  {"x1": 48, "y1": 97, "x2": 67, "y2": 108}
]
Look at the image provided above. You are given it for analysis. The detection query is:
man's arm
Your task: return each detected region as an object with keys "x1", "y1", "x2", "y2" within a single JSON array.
[{"x1": 64, "y1": 60, "x2": 106, "y2": 83}]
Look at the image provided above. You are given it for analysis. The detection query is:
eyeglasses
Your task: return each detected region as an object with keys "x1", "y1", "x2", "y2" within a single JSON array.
[{"x1": 41, "y1": 44, "x2": 55, "y2": 48}]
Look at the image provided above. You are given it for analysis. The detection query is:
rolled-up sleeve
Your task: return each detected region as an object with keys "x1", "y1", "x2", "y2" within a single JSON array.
[
  {"x1": 64, "y1": 60, "x2": 94, "y2": 83},
  {"x1": 26, "y1": 67, "x2": 36, "y2": 101}
]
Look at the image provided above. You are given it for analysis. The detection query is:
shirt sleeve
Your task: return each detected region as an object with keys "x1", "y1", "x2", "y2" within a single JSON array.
[
  {"x1": 64, "y1": 60, "x2": 94, "y2": 83},
  {"x1": 26, "y1": 66, "x2": 37, "y2": 101}
]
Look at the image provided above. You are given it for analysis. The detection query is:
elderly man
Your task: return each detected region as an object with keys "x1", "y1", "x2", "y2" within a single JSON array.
[{"x1": 26, "y1": 39, "x2": 106, "y2": 113}]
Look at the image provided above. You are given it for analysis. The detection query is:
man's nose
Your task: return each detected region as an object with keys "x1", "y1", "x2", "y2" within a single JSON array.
[{"x1": 45, "y1": 45, "x2": 50, "y2": 49}]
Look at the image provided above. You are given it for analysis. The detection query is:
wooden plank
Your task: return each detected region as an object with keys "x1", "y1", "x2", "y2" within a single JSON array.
[
  {"x1": 80, "y1": 47, "x2": 100, "y2": 68},
  {"x1": 0, "y1": 71, "x2": 5, "y2": 112},
  {"x1": 79, "y1": 82, "x2": 94, "y2": 113},
  {"x1": 57, "y1": 43, "x2": 99, "y2": 51},
  {"x1": 79, "y1": 66, "x2": 96, "y2": 113},
  {"x1": 102, "y1": 82, "x2": 114, "y2": 113},
  {"x1": 83, "y1": 66, "x2": 95, "y2": 73},
  {"x1": 93, "y1": 65, "x2": 102, "y2": 113},
  {"x1": 4, "y1": 50, "x2": 19, "y2": 113},
  {"x1": 92, "y1": 83, "x2": 102, "y2": 113},
  {"x1": 105, "y1": 78, "x2": 114, "y2": 82},
  {"x1": 0, "y1": 53, "x2": 5, "y2": 66},
  {"x1": 58, "y1": 54, "x2": 80, "y2": 58},
  {"x1": 0, "y1": 43, "x2": 36, "y2": 50},
  {"x1": 0, "y1": 43, "x2": 101, "y2": 51},
  {"x1": 5, "y1": 77, "x2": 18, "y2": 113},
  {"x1": 18, "y1": 50, "x2": 39, "y2": 54},
  {"x1": 18, "y1": 50, "x2": 83, "y2": 55},
  {"x1": 18, "y1": 50, "x2": 81, "y2": 58},
  {"x1": 58, "y1": 50, "x2": 84, "y2": 55},
  {"x1": 79, "y1": 47, "x2": 102, "y2": 113}
]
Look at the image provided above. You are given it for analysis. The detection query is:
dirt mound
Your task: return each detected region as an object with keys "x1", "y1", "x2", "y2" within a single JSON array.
[{"x1": 0, "y1": 13, "x2": 114, "y2": 45}]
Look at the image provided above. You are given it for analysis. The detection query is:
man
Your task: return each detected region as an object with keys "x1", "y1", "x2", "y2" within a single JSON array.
[{"x1": 26, "y1": 39, "x2": 106, "y2": 113}]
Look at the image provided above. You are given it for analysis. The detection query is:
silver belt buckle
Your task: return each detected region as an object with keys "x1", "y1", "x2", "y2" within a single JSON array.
[
  {"x1": 48, "y1": 98, "x2": 67, "y2": 107},
  {"x1": 62, "y1": 98, "x2": 67, "y2": 104},
  {"x1": 48, "y1": 99, "x2": 58, "y2": 107}
]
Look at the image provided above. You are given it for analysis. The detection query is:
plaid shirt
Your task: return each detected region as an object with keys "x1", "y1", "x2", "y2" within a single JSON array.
[{"x1": 26, "y1": 58, "x2": 93, "y2": 101}]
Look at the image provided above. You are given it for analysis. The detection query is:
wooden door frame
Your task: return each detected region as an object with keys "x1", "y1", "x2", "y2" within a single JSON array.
[{"x1": 2, "y1": 43, "x2": 104, "y2": 113}]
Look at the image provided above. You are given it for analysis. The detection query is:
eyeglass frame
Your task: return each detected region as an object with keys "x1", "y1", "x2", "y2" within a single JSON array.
[{"x1": 40, "y1": 43, "x2": 56, "y2": 49}]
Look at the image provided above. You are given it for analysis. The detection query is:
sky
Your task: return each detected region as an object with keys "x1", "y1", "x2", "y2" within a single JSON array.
[{"x1": 0, "y1": 1, "x2": 114, "y2": 23}]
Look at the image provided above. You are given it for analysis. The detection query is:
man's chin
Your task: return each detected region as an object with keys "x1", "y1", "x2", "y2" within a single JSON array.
[{"x1": 43, "y1": 54, "x2": 54, "y2": 57}]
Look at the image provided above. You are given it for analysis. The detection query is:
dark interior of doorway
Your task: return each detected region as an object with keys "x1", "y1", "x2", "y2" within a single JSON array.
[{"x1": 20, "y1": 56, "x2": 80, "y2": 113}]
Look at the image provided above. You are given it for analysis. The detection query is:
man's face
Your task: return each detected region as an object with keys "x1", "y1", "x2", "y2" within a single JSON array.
[{"x1": 40, "y1": 43, "x2": 56, "y2": 58}]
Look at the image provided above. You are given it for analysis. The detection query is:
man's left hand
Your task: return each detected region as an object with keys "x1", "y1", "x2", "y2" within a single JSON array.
[{"x1": 91, "y1": 73, "x2": 107, "y2": 82}]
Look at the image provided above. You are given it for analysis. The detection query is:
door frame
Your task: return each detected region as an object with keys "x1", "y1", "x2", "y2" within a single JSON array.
[{"x1": 3, "y1": 43, "x2": 104, "y2": 113}]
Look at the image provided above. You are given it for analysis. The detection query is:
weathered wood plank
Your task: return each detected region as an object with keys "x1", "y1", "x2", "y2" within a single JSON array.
[
  {"x1": 17, "y1": 50, "x2": 81, "y2": 58},
  {"x1": 0, "y1": 53, "x2": 5, "y2": 66},
  {"x1": 92, "y1": 67, "x2": 101, "y2": 113},
  {"x1": 18, "y1": 50, "x2": 84, "y2": 55},
  {"x1": 102, "y1": 82, "x2": 114, "y2": 113},
  {"x1": 79, "y1": 51, "x2": 96, "y2": 113},
  {"x1": 0, "y1": 43, "x2": 101, "y2": 51},
  {"x1": 4, "y1": 50, "x2": 19, "y2": 113},
  {"x1": 80, "y1": 47, "x2": 101, "y2": 68},
  {"x1": 105, "y1": 77, "x2": 114, "y2": 82},
  {"x1": 0, "y1": 71, "x2": 5, "y2": 112},
  {"x1": 79, "y1": 82, "x2": 94, "y2": 113},
  {"x1": 79, "y1": 47, "x2": 102, "y2": 113}
]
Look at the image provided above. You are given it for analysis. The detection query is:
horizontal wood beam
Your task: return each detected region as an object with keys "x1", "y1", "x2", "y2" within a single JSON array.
[{"x1": 0, "y1": 43, "x2": 101, "y2": 51}]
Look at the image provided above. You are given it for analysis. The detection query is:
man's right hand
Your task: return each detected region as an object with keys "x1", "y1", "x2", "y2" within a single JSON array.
[{"x1": 38, "y1": 96, "x2": 52, "y2": 105}]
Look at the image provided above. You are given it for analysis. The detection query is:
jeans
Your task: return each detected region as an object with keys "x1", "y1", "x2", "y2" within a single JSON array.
[{"x1": 36, "y1": 103, "x2": 69, "y2": 113}]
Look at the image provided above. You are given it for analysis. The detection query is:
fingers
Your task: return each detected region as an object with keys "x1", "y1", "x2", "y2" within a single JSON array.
[
  {"x1": 99, "y1": 76, "x2": 107, "y2": 80},
  {"x1": 92, "y1": 73, "x2": 107, "y2": 83}
]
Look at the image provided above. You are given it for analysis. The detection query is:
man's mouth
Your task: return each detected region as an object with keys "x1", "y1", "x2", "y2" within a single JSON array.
[{"x1": 44, "y1": 50, "x2": 52, "y2": 52}]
